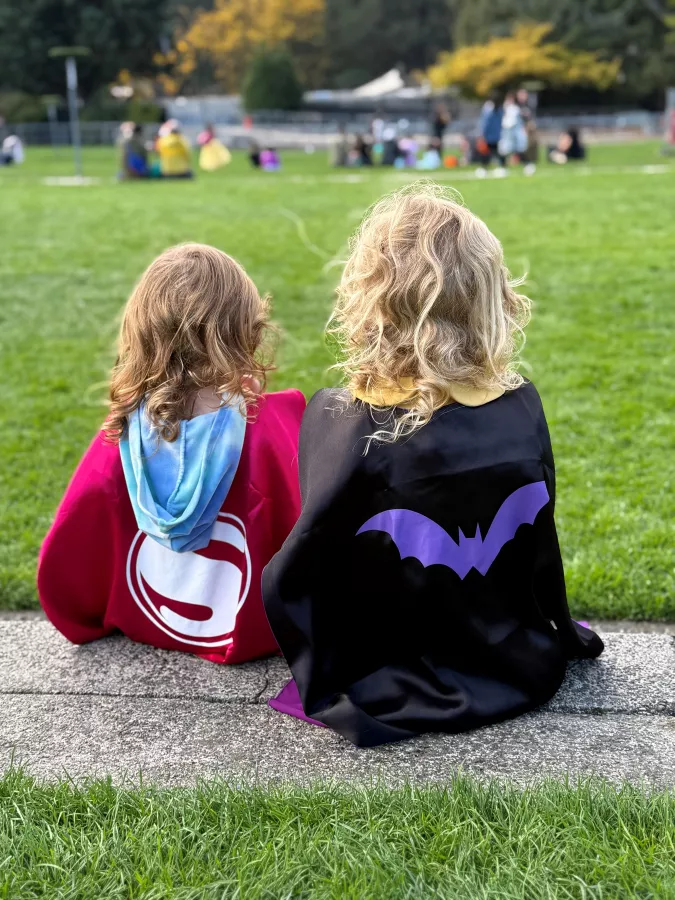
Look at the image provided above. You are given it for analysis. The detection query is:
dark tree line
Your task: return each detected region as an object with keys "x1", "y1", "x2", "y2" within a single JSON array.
[
  {"x1": 1, "y1": 0, "x2": 673, "y2": 106},
  {"x1": 324, "y1": 0, "x2": 453, "y2": 88},
  {"x1": 0, "y1": 0, "x2": 172, "y2": 98}
]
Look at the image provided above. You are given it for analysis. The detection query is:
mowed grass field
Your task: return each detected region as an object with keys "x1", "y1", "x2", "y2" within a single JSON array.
[
  {"x1": 0, "y1": 142, "x2": 673, "y2": 617},
  {"x1": 2, "y1": 771, "x2": 675, "y2": 899}
]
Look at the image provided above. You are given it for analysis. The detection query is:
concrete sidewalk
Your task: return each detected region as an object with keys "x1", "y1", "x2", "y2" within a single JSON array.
[{"x1": 1, "y1": 619, "x2": 674, "y2": 787}]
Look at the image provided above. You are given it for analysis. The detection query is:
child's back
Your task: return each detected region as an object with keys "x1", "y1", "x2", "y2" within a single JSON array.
[
  {"x1": 263, "y1": 185, "x2": 603, "y2": 745},
  {"x1": 40, "y1": 243, "x2": 304, "y2": 664}
]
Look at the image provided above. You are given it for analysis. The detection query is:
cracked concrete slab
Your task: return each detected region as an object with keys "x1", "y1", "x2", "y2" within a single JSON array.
[
  {"x1": 0, "y1": 620, "x2": 271, "y2": 703},
  {"x1": 1, "y1": 621, "x2": 674, "y2": 786},
  {"x1": 3, "y1": 622, "x2": 674, "y2": 714},
  {"x1": 1, "y1": 695, "x2": 675, "y2": 787}
]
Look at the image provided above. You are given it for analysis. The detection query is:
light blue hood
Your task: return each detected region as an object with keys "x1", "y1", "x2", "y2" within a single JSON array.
[{"x1": 120, "y1": 402, "x2": 246, "y2": 553}]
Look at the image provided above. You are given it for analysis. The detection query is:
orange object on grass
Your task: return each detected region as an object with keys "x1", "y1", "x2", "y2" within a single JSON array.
[{"x1": 443, "y1": 154, "x2": 459, "y2": 168}]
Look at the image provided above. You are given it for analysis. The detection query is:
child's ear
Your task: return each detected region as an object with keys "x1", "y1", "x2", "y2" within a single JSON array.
[{"x1": 241, "y1": 374, "x2": 262, "y2": 396}]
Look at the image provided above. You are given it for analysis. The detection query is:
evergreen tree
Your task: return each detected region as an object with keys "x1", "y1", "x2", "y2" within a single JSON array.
[
  {"x1": 325, "y1": 0, "x2": 454, "y2": 88},
  {"x1": 243, "y1": 47, "x2": 303, "y2": 111},
  {"x1": 0, "y1": 0, "x2": 171, "y2": 98}
]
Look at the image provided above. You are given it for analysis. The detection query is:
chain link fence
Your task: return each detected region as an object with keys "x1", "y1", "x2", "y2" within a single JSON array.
[{"x1": 1, "y1": 110, "x2": 664, "y2": 150}]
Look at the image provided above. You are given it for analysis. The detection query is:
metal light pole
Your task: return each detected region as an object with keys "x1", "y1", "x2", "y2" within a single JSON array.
[{"x1": 49, "y1": 46, "x2": 90, "y2": 178}]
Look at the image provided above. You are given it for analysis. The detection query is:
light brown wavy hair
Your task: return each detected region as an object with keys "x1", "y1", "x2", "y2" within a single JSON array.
[
  {"x1": 105, "y1": 243, "x2": 271, "y2": 443},
  {"x1": 329, "y1": 183, "x2": 530, "y2": 445}
]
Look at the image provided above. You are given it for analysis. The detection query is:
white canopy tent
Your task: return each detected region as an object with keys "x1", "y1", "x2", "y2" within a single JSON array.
[{"x1": 352, "y1": 69, "x2": 406, "y2": 97}]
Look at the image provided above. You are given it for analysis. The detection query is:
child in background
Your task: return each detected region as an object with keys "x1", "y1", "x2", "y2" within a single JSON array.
[
  {"x1": 156, "y1": 120, "x2": 193, "y2": 178},
  {"x1": 249, "y1": 140, "x2": 262, "y2": 168},
  {"x1": 39, "y1": 244, "x2": 304, "y2": 664},
  {"x1": 121, "y1": 123, "x2": 149, "y2": 179},
  {"x1": 331, "y1": 127, "x2": 349, "y2": 167},
  {"x1": 1, "y1": 134, "x2": 25, "y2": 165},
  {"x1": 498, "y1": 91, "x2": 527, "y2": 167},
  {"x1": 259, "y1": 148, "x2": 281, "y2": 171},
  {"x1": 263, "y1": 185, "x2": 603, "y2": 746},
  {"x1": 417, "y1": 137, "x2": 442, "y2": 170},
  {"x1": 479, "y1": 93, "x2": 504, "y2": 170},
  {"x1": 197, "y1": 123, "x2": 232, "y2": 172}
]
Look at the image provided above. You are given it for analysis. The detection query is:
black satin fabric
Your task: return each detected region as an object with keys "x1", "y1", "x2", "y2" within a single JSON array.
[{"x1": 262, "y1": 383, "x2": 603, "y2": 747}]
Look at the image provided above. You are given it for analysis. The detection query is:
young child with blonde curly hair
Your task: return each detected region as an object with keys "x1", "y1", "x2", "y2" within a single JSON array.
[
  {"x1": 40, "y1": 243, "x2": 304, "y2": 664},
  {"x1": 264, "y1": 185, "x2": 603, "y2": 745}
]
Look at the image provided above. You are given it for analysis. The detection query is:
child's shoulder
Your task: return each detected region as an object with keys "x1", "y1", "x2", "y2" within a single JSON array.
[
  {"x1": 249, "y1": 390, "x2": 306, "y2": 449},
  {"x1": 302, "y1": 388, "x2": 356, "y2": 426},
  {"x1": 506, "y1": 379, "x2": 545, "y2": 415},
  {"x1": 256, "y1": 388, "x2": 306, "y2": 423},
  {"x1": 306, "y1": 387, "x2": 351, "y2": 412},
  {"x1": 82, "y1": 430, "x2": 124, "y2": 475},
  {"x1": 458, "y1": 380, "x2": 545, "y2": 430},
  {"x1": 59, "y1": 430, "x2": 124, "y2": 506}
]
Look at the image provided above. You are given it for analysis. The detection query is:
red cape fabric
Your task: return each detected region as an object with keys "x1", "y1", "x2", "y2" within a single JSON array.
[{"x1": 38, "y1": 390, "x2": 304, "y2": 665}]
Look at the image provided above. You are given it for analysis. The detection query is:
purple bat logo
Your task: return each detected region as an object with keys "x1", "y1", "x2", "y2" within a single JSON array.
[{"x1": 356, "y1": 481, "x2": 549, "y2": 580}]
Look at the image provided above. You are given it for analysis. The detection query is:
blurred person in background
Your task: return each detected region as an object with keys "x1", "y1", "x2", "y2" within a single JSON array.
[
  {"x1": 517, "y1": 88, "x2": 533, "y2": 122},
  {"x1": 1, "y1": 134, "x2": 24, "y2": 165},
  {"x1": 259, "y1": 147, "x2": 281, "y2": 171},
  {"x1": 371, "y1": 110, "x2": 385, "y2": 145},
  {"x1": 120, "y1": 124, "x2": 149, "y2": 179},
  {"x1": 332, "y1": 125, "x2": 350, "y2": 167},
  {"x1": 516, "y1": 87, "x2": 538, "y2": 174},
  {"x1": 382, "y1": 123, "x2": 399, "y2": 166},
  {"x1": 352, "y1": 134, "x2": 372, "y2": 166},
  {"x1": 522, "y1": 118, "x2": 539, "y2": 174},
  {"x1": 371, "y1": 111, "x2": 385, "y2": 163},
  {"x1": 478, "y1": 92, "x2": 504, "y2": 173},
  {"x1": 396, "y1": 123, "x2": 418, "y2": 168},
  {"x1": 197, "y1": 123, "x2": 231, "y2": 172},
  {"x1": 417, "y1": 137, "x2": 442, "y2": 170},
  {"x1": 156, "y1": 120, "x2": 193, "y2": 179},
  {"x1": 249, "y1": 140, "x2": 261, "y2": 168},
  {"x1": 498, "y1": 92, "x2": 528, "y2": 169},
  {"x1": 549, "y1": 127, "x2": 586, "y2": 164},
  {"x1": 431, "y1": 102, "x2": 451, "y2": 148}
]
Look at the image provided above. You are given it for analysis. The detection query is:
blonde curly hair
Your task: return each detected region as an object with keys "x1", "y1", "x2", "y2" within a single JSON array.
[
  {"x1": 106, "y1": 243, "x2": 272, "y2": 443},
  {"x1": 329, "y1": 183, "x2": 530, "y2": 444}
]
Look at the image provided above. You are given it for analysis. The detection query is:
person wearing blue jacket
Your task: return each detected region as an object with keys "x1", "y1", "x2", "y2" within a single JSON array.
[{"x1": 480, "y1": 95, "x2": 505, "y2": 168}]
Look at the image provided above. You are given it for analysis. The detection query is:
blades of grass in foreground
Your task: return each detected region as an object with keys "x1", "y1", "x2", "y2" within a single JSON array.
[{"x1": 0, "y1": 769, "x2": 674, "y2": 898}]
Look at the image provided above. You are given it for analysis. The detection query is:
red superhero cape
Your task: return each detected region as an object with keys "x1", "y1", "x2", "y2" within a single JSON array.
[{"x1": 38, "y1": 390, "x2": 304, "y2": 665}]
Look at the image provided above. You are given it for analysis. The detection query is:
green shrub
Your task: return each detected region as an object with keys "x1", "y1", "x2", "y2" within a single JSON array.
[
  {"x1": 0, "y1": 92, "x2": 47, "y2": 123},
  {"x1": 243, "y1": 46, "x2": 303, "y2": 111},
  {"x1": 126, "y1": 97, "x2": 163, "y2": 123},
  {"x1": 80, "y1": 87, "x2": 163, "y2": 122}
]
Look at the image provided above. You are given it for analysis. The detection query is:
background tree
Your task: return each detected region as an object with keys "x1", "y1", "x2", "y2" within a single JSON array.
[
  {"x1": 174, "y1": 0, "x2": 324, "y2": 94},
  {"x1": 0, "y1": 0, "x2": 171, "y2": 98},
  {"x1": 427, "y1": 21, "x2": 620, "y2": 97},
  {"x1": 242, "y1": 46, "x2": 303, "y2": 110},
  {"x1": 324, "y1": 0, "x2": 454, "y2": 88},
  {"x1": 451, "y1": 0, "x2": 675, "y2": 105}
]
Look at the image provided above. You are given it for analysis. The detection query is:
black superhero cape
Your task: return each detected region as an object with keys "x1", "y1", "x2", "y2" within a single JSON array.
[{"x1": 262, "y1": 382, "x2": 603, "y2": 747}]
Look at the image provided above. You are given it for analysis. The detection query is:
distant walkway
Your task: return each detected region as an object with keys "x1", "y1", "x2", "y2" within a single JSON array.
[{"x1": 1, "y1": 619, "x2": 674, "y2": 787}]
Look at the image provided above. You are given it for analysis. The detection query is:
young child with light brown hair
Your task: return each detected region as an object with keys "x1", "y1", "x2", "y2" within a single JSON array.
[
  {"x1": 39, "y1": 243, "x2": 304, "y2": 664},
  {"x1": 263, "y1": 184, "x2": 603, "y2": 746}
]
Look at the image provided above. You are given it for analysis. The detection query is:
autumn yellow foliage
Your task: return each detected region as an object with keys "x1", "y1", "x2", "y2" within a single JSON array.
[
  {"x1": 175, "y1": 0, "x2": 324, "y2": 93},
  {"x1": 427, "y1": 23, "x2": 620, "y2": 98}
]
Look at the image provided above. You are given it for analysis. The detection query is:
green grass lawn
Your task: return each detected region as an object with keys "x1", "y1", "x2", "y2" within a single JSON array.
[
  {"x1": 1, "y1": 770, "x2": 674, "y2": 899},
  {"x1": 0, "y1": 142, "x2": 673, "y2": 617}
]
